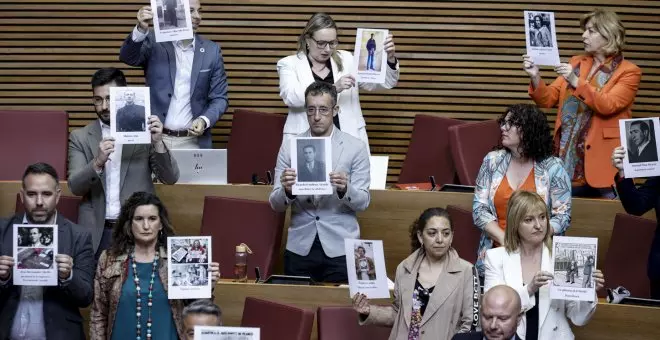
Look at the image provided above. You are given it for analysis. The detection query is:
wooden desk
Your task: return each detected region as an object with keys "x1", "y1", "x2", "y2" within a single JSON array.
[
  {"x1": 0, "y1": 182, "x2": 654, "y2": 275},
  {"x1": 212, "y1": 281, "x2": 660, "y2": 340}
]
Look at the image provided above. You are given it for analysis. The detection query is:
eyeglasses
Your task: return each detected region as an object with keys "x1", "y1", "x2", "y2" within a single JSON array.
[
  {"x1": 306, "y1": 106, "x2": 333, "y2": 116},
  {"x1": 92, "y1": 96, "x2": 111, "y2": 106},
  {"x1": 308, "y1": 36, "x2": 339, "y2": 49}
]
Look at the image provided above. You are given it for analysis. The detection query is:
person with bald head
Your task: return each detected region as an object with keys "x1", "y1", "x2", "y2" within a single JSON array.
[{"x1": 453, "y1": 285, "x2": 523, "y2": 340}]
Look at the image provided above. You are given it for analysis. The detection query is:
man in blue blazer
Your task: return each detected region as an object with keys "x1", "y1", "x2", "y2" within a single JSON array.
[{"x1": 120, "y1": 0, "x2": 228, "y2": 149}]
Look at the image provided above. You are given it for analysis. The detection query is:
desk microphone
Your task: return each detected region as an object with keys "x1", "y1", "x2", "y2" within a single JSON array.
[
  {"x1": 254, "y1": 267, "x2": 262, "y2": 283},
  {"x1": 266, "y1": 171, "x2": 273, "y2": 185},
  {"x1": 429, "y1": 175, "x2": 437, "y2": 191}
]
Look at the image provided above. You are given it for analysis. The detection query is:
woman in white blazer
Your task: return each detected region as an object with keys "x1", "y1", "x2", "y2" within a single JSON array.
[
  {"x1": 484, "y1": 190, "x2": 605, "y2": 340},
  {"x1": 277, "y1": 12, "x2": 400, "y2": 149}
]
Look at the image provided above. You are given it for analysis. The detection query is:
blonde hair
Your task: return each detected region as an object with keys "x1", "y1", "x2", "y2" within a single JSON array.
[
  {"x1": 580, "y1": 9, "x2": 626, "y2": 55},
  {"x1": 504, "y1": 190, "x2": 553, "y2": 253},
  {"x1": 296, "y1": 13, "x2": 343, "y2": 72}
]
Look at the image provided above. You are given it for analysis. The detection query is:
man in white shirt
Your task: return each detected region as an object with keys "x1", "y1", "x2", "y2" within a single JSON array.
[
  {"x1": 628, "y1": 120, "x2": 658, "y2": 163},
  {"x1": 0, "y1": 162, "x2": 94, "y2": 340},
  {"x1": 119, "y1": 0, "x2": 229, "y2": 149},
  {"x1": 67, "y1": 68, "x2": 179, "y2": 259}
]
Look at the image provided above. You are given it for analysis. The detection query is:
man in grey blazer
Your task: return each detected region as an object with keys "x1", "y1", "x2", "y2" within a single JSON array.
[
  {"x1": 0, "y1": 163, "x2": 94, "y2": 340},
  {"x1": 68, "y1": 68, "x2": 179, "y2": 259},
  {"x1": 119, "y1": 0, "x2": 228, "y2": 149},
  {"x1": 270, "y1": 81, "x2": 371, "y2": 283}
]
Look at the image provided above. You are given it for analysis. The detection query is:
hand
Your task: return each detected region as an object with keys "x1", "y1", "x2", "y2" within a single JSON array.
[
  {"x1": 329, "y1": 171, "x2": 349, "y2": 195},
  {"x1": 384, "y1": 34, "x2": 396, "y2": 64},
  {"x1": 334, "y1": 75, "x2": 355, "y2": 94},
  {"x1": 94, "y1": 137, "x2": 116, "y2": 171},
  {"x1": 188, "y1": 117, "x2": 207, "y2": 137},
  {"x1": 554, "y1": 63, "x2": 578, "y2": 87},
  {"x1": 0, "y1": 256, "x2": 14, "y2": 281},
  {"x1": 526, "y1": 270, "x2": 553, "y2": 295},
  {"x1": 612, "y1": 146, "x2": 626, "y2": 177},
  {"x1": 352, "y1": 292, "x2": 371, "y2": 315},
  {"x1": 137, "y1": 6, "x2": 153, "y2": 33},
  {"x1": 593, "y1": 269, "x2": 605, "y2": 291},
  {"x1": 209, "y1": 262, "x2": 221, "y2": 285},
  {"x1": 522, "y1": 54, "x2": 540, "y2": 78},
  {"x1": 280, "y1": 168, "x2": 297, "y2": 196},
  {"x1": 55, "y1": 254, "x2": 73, "y2": 280},
  {"x1": 148, "y1": 115, "x2": 164, "y2": 143}
]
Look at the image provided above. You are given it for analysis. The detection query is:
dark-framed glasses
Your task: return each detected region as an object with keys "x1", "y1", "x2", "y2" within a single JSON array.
[{"x1": 309, "y1": 36, "x2": 339, "y2": 49}]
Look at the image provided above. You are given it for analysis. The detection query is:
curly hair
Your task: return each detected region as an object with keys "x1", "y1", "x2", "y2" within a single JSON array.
[
  {"x1": 496, "y1": 103, "x2": 553, "y2": 162},
  {"x1": 107, "y1": 192, "x2": 176, "y2": 258},
  {"x1": 409, "y1": 207, "x2": 453, "y2": 253}
]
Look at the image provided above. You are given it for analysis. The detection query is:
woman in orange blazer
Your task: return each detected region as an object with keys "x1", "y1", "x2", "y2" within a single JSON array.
[{"x1": 523, "y1": 9, "x2": 641, "y2": 197}]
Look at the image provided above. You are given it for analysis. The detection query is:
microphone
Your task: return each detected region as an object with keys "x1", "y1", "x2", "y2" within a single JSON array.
[
  {"x1": 254, "y1": 266, "x2": 262, "y2": 283},
  {"x1": 266, "y1": 171, "x2": 273, "y2": 185}
]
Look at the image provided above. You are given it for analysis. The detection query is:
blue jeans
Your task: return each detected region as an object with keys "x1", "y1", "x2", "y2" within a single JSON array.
[{"x1": 367, "y1": 51, "x2": 375, "y2": 70}]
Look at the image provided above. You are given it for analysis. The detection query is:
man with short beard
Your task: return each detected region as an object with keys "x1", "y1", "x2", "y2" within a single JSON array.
[
  {"x1": 0, "y1": 163, "x2": 95, "y2": 340},
  {"x1": 67, "y1": 67, "x2": 179, "y2": 260}
]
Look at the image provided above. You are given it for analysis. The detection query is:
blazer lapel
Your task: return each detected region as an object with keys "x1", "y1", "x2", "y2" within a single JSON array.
[
  {"x1": 164, "y1": 42, "x2": 177, "y2": 87},
  {"x1": 88, "y1": 123, "x2": 106, "y2": 192},
  {"x1": 119, "y1": 144, "x2": 136, "y2": 193},
  {"x1": 298, "y1": 53, "x2": 316, "y2": 91},
  {"x1": 190, "y1": 36, "x2": 205, "y2": 96},
  {"x1": 331, "y1": 130, "x2": 344, "y2": 172},
  {"x1": 420, "y1": 252, "x2": 462, "y2": 326},
  {"x1": 400, "y1": 256, "x2": 418, "y2": 328},
  {"x1": 538, "y1": 246, "x2": 552, "y2": 327},
  {"x1": 503, "y1": 251, "x2": 524, "y2": 289}
]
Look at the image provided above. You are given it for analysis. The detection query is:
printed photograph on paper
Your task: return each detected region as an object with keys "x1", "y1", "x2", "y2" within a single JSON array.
[
  {"x1": 353, "y1": 28, "x2": 389, "y2": 84},
  {"x1": 619, "y1": 118, "x2": 660, "y2": 178},
  {"x1": 344, "y1": 239, "x2": 390, "y2": 299},
  {"x1": 168, "y1": 236, "x2": 212, "y2": 299},
  {"x1": 13, "y1": 224, "x2": 58, "y2": 286},
  {"x1": 291, "y1": 137, "x2": 333, "y2": 195},
  {"x1": 151, "y1": 0, "x2": 194, "y2": 42},
  {"x1": 110, "y1": 86, "x2": 151, "y2": 144},
  {"x1": 194, "y1": 326, "x2": 260, "y2": 340},
  {"x1": 524, "y1": 11, "x2": 560, "y2": 66},
  {"x1": 550, "y1": 236, "x2": 598, "y2": 301}
]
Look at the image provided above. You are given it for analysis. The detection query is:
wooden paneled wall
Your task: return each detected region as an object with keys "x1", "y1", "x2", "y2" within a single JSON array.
[{"x1": 2, "y1": 0, "x2": 659, "y2": 183}]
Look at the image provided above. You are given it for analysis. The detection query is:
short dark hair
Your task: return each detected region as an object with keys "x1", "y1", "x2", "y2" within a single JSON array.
[
  {"x1": 91, "y1": 67, "x2": 127, "y2": 89},
  {"x1": 304, "y1": 81, "x2": 337, "y2": 107},
  {"x1": 496, "y1": 104, "x2": 553, "y2": 162},
  {"x1": 303, "y1": 144, "x2": 316, "y2": 152},
  {"x1": 183, "y1": 299, "x2": 223, "y2": 321},
  {"x1": 409, "y1": 207, "x2": 452, "y2": 252},
  {"x1": 631, "y1": 120, "x2": 650, "y2": 136},
  {"x1": 22, "y1": 162, "x2": 59, "y2": 188}
]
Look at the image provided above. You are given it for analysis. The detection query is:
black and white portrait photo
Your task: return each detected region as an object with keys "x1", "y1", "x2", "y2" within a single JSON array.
[
  {"x1": 155, "y1": 0, "x2": 185, "y2": 30},
  {"x1": 626, "y1": 119, "x2": 658, "y2": 163},
  {"x1": 115, "y1": 89, "x2": 146, "y2": 132},
  {"x1": 354, "y1": 242, "x2": 376, "y2": 281},
  {"x1": 296, "y1": 138, "x2": 327, "y2": 182},
  {"x1": 528, "y1": 12, "x2": 553, "y2": 47},
  {"x1": 16, "y1": 226, "x2": 54, "y2": 247}
]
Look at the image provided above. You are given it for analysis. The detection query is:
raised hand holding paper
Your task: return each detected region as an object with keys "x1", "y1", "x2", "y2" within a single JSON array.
[
  {"x1": 168, "y1": 236, "x2": 212, "y2": 299},
  {"x1": 354, "y1": 28, "x2": 389, "y2": 84},
  {"x1": 110, "y1": 86, "x2": 151, "y2": 144},
  {"x1": 618, "y1": 118, "x2": 660, "y2": 178},
  {"x1": 13, "y1": 224, "x2": 58, "y2": 286},
  {"x1": 151, "y1": 0, "x2": 194, "y2": 42},
  {"x1": 550, "y1": 236, "x2": 598, "y2": 301},
  {"x1": 291, "y1": 136, "x2": 333, "y2": 195},
  {"x1": 524, "y1": 11, "x2": 560, "y2": 66},
  {"x1": 345, "y1": 239, "x2": 390, "y2": 299}
]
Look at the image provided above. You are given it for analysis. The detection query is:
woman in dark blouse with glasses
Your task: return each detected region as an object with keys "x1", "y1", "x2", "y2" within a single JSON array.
[{"x1": 277, "y1": 12, "x2": 400, "y2": 150}]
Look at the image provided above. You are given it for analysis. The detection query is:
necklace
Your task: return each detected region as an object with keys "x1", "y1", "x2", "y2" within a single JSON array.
[{"x1": 130, "y1": 250, "x2": 159, "y2": 340}]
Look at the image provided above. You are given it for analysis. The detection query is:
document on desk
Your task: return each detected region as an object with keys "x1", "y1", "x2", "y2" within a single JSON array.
[
  {"x1": 168, "y1": 236, "x2": 212, "y2": 299},
  {"x1": 345, "y1": 239, "x2": 390, "y2": 299},
  {"x1": 550, "y1": 236, "x2": 598, "y2": 301},
  {"x1": 619, "y1": 117, "x2": 660, "y2": 178},
  {"x1": 13, "y1": 224, "x2": 58, "y2": 286},
  {"x1": 194, "y1": 326, "x2": 260, "y2": 340},
  {"x1": 291, "y1": 137, "x2": 333, "y2": 195}
]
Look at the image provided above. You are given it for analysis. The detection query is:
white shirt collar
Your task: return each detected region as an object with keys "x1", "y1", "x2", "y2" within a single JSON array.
[
  {"x1": 638, "y1": 139, "x2": 651, "y2": 156},
  {"x1": 99, "y1": 119, "x2": 109, "y2": 130},
  {"x1": 175, "y1": 37, "x2": 196, "y2": 51}
]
